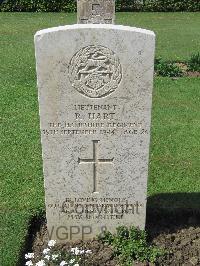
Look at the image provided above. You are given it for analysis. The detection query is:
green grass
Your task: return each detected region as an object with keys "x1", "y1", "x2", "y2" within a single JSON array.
[
  {"x1": 148, "y1": 77, "x2": 200, "y2": 209},
  {"x1": 118, "y1": 12, "x2": 200, "y2": 60},
  {"x1": 0, "y1": 12, "x2": 200, "y2": 265},
  {"x1": 0, "y1": 12, "x2": 200, "y2": 61}
]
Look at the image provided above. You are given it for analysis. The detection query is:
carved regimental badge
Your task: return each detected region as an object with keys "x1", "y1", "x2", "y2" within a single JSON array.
[{"x1": 69, "y1": 45, "x2": 122, "y2": 98}]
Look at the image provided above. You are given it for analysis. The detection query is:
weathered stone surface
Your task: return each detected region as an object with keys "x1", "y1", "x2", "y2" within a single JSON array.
[
  {"x1": 35, "y1": 24, "x2": 155, "y2": 242},
  {"x1": 77, "y1": 0, "x2": 115, "y2": 24}
]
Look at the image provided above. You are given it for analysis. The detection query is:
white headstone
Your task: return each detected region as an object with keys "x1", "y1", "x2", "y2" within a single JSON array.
[{"x1": 35, "y1": 24, "x2": 155, "y2": 241}]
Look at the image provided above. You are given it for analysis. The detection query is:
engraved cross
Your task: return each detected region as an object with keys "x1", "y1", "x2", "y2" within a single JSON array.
[
  {"x1": 77, "y1": 0, "x2": 115, "y2": 24},
  {"x1": 78, "y1": 140, "x2": 114, "y2": 193},
  {"x1": 92, "y1": 4, "x2": 102, "y2": 15}
]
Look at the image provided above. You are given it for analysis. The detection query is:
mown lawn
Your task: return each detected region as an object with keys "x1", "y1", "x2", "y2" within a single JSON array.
[
  {"x1": 1, "y1": 12, "x2": 200, "y2": 61},
  {"x1": 149, "y1": 77, "x2": 200, "y2": 210},
  {"x1": 0, "y1": 12, "x2": 200, "y2": 265}
]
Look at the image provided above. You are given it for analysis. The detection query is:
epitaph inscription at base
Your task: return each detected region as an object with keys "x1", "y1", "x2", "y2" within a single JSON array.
[{"x1": 35, "y1": 24, "x2": 155, "y2": 241}]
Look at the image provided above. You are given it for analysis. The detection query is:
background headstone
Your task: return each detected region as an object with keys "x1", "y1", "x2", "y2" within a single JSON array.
[{"x1": 77, "y1": 0, "x2": 115, "y2": 24}]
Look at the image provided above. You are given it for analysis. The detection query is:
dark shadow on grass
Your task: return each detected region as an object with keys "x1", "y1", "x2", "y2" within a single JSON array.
[
  {"x1": 17, "y1": 212, "x2": 46, "y2": 266},
  {"x1": 146, "y1": 192, "x2": 200, "y2": 239}
]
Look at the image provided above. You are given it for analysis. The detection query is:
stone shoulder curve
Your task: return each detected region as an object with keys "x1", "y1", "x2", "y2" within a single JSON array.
[{"x1": 34, "y1": 24, "x2": 155, "y2": 41}]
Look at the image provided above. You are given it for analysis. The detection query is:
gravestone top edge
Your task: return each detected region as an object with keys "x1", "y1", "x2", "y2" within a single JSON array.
[{"x1": 34, "y1": 24, "x2": 155, "y2": 40}]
